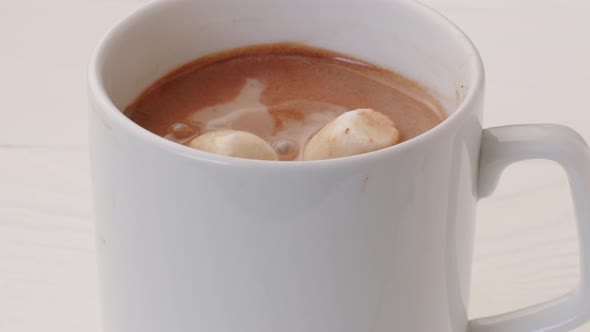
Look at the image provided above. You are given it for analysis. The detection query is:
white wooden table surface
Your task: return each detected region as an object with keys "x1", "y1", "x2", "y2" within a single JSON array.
[{"x1": 1, "y1": 0, "x2": 590, "y2": 331}]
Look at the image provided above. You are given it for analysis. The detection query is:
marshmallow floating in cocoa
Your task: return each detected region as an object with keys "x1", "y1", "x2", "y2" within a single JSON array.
[
  {"x1": 189, "y1": 130, "x2": 278, "y2": 161},
  {"x1": 303, "y1": 108, "x2": 400, "y2": 161}
]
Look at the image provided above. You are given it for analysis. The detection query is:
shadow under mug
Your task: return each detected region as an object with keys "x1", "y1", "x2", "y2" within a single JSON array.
[{"x1": 88, "y1": 0, "x2": 590, "y2": 331}]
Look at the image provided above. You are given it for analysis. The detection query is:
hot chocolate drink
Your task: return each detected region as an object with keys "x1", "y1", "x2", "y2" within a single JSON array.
[{"x1": 126, "y1": 43, "x2": 445, "y2": 161}]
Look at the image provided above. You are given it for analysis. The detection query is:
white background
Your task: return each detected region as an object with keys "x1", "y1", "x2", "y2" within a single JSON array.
[{"x1": 1, "y1": 0, "x2": 589, "y2": 331}]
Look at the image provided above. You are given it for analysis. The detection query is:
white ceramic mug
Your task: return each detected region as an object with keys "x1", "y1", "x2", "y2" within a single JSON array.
[{"x1": 88, "y1": 0, "x2": 590, "y2": 331}]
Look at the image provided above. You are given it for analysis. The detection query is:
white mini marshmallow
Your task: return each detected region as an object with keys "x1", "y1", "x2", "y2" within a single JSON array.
[
  {"x1": 303, "y1": 108, "x2": 400, "y2": 161},
  {"x1": 189, "y1": 130, "x2": 278, "y2": 161}
]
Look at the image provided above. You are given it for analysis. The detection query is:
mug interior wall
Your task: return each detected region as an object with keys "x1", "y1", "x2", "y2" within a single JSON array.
[{"x1": 98, "y1": 0, "x2": 479, "y2": 115}]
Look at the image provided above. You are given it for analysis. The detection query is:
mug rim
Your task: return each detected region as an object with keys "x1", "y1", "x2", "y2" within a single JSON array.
[{"x1": 88, "y1": 0, "x2": 485, "y2": 169}]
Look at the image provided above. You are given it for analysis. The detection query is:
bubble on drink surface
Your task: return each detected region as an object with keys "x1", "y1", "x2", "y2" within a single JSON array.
[
  {"x1": 270, "y1": 137, "x2": 299, "y2": 161},
  {"x1": 169, "y1": 122, "x2": 198, "y2": 139}
]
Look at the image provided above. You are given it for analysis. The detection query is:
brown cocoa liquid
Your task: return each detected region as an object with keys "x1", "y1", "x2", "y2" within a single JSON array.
[{"x1": 126, "y1": 43, "x2": 446, "y2": 160}]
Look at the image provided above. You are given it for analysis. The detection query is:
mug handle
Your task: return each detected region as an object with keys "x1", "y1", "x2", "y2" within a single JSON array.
[{"x1": 471, "y1": 124, "x2": 590, "y2": 332}]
